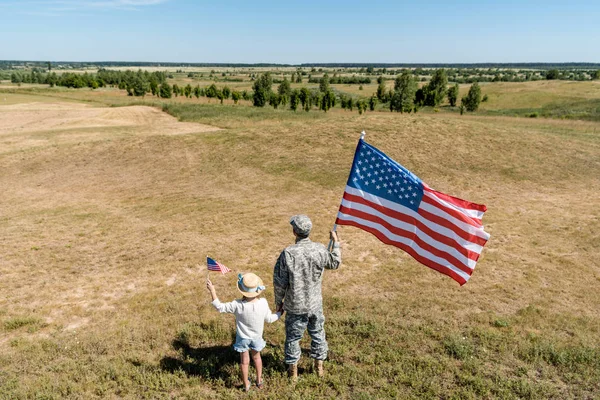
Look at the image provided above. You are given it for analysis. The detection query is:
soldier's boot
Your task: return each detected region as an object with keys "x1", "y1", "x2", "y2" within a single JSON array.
[
  {"x1": 314, "y1": 360, "x2": 324, "y2": 378},
  {"x1": 288, "y1": 364, "x2": 298, "y2": 382}
]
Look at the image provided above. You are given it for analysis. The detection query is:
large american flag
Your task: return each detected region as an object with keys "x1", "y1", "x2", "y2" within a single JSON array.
[
  {"x1": 207, "y1": 257, "x2": 231, "y2": 274},
  {"x1": 335, "y1": 139, "x2": 490, "y2": 285}
]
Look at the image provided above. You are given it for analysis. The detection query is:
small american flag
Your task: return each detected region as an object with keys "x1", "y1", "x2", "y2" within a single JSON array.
[
  {"x1": 335, "y1": 139, "x2": 490, "y2": 285},
  {"x1": 207, "y1": 257, "x2": 231, "y2": 274}
]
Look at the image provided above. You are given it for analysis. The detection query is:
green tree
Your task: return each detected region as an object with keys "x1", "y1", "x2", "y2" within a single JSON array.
[
  {"x1": 376, "y1": 76, "x2": 387, "y2": 101},
  {"x1": 593, "y1": 70, "x2": 600, "y2": 80},
  {"x1": 447, "y1": 84, "x2": 459, "y2": 107},
  {"x1": 425, "y1": 69, "x2": 448, "y2": 106},
  {"x1": 205, "y1": 83, "x2": 218, "y2": 99},
  {"x1": 390, "y1": 70, "x2": 417, "y2": 113},
  {"x1": 193, "y1": 85, "x2": 201, "y2": 99},
  {"x1": 269, "y1": 92, "x2": 281, "y2": 109},
  {"x1": 369, "y1": 95, "x2": 377, "y2": 111},
  {"x1": 546, "y1": 69, "x2": 559, "y2": 80},
  {"x1": 184, "y1": 84, "x2": 192, "y2": 98},
  {"x1": 172, "y1": 84, "x2": 179, "y2": 97},
  {"x1": 277, "y1": 77, "x2": 291, "y2": 106},
  {"x1": 46, "y1": 72, "x2": 58, "y2": 87},
  {"x1": 231, "y1": 90, "x2": 241, "y2": 104},
  {"x1": 150, "y1": 79, "x2": 158, "y2": 96},
  {"x1": 159, "y1": 82, "x2": 172, "y2": 98},
  {"x1": 462, "y1": 82, "x2": 482, "y2": 112},
  {"x1": 222, "y1": 86, "x2": 231, "y2": 100},
  {"x1": 321, "y1": 90, "x2": 336, "y2": 112},
  {"x1": 252, "y1": 72, "x2": 273, "y2": 107},
  {"x1": 319, "y1": 73, "x2": 330, "y2": 93},
  {"x1": 290, "y1": 89, "x2": 300, "y2": 111},
  {"x1": 299, "y1": 87, "x2": 311, "y2": 111}
]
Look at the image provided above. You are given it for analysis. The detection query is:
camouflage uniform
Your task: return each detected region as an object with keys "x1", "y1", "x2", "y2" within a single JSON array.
[{"x1": 273, "y1": 215, "x2": 341, "y2": 364}]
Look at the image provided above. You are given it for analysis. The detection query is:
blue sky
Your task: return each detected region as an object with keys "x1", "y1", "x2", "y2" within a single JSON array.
[{"x1": 1, "y1": 0, "x2": 598, "y2": 63}]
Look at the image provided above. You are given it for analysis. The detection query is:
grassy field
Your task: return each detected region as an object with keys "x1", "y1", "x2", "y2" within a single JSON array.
[{"x1": 1, "y1": 84, "x2": 599, "y2": 399}]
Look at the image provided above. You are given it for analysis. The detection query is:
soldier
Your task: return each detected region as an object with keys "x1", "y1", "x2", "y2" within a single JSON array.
[{"x1": 273, "y1": 214, "x2": 341, "y2": 381}]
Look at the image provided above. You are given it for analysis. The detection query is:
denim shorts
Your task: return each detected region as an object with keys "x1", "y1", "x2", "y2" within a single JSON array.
[{"x1": 233, "y1": 334, "x2": 266, "y2": 353}]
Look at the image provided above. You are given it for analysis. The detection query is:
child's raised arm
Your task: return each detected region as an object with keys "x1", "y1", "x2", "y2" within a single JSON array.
[
  {"x1": 206, "y1": 278, "x2": 218, "y2": 302},
  {"x1": 207, "y1": 278, "x2": 238, "y2": 314}
]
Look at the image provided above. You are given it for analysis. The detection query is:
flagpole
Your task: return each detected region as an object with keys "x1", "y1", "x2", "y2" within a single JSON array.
[{"x1": 328, "y1": 130, "x2": 366, "y2": 251}]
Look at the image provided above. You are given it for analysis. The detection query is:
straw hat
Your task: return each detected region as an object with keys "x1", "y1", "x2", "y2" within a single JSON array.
[{"x1": 237, "y1": 273, "x2": 265, "y2": 298}]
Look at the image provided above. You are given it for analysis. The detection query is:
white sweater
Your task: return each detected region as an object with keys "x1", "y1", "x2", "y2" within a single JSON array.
[{"x1": 212, "y1": 297, "x2": 281, "y2": 339}]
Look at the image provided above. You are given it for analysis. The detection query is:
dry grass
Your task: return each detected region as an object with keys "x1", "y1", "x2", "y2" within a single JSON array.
[{"x1": 0, "y1": 87, "x2": 599, "y2": 399}]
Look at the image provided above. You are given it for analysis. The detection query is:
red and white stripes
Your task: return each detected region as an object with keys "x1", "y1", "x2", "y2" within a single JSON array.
[{"x1": 336, "y1": 185, "x2": 489, "y2": 285}]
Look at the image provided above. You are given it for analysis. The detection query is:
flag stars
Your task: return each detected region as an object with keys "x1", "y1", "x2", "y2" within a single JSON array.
[
  {"x1": 383, "y1": 183, "x2": 388, "y2": 188},
  {"x1": 371, "y1": 179, "x2": 376, "y2": 184},
  {"x1": 388, "y1": 189, "x2": 393, "y2": 194},
  {"x1": 379, "y1": 177, "x2": 383, "y2": 181},
  {"x1": 376, "y1": 185, "x2": 381, "y2": 190},
  {"x1": 367, "y1": 173, "x2": 372, "y2": 177}
]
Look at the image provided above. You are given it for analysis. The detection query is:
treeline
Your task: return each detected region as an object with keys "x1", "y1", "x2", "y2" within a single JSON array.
[
  {"x1": 9, "y1": 68, "x2": 168, "y2": 91},
  {"x1": 3, "y1": 60, "x2": 600, "y2": 69},
  {"x1": 247, "y1": 71, "x2": 484, "y2": 115},
  {"x1": 374, "y1": 69, "x2": 483, "y2": 114},
  {"x1": 308, "y1": 75, "x2": 371, "y2": 84}
]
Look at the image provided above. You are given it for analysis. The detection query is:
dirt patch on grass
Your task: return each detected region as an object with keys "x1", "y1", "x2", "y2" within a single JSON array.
[{"x1": 0, "y1": 102, "x2": 220, "y2": 153}]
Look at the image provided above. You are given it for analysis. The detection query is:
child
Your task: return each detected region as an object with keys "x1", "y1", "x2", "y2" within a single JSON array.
[{"x1": 206, "y1": 272, "x2": 282, "y2": 391}]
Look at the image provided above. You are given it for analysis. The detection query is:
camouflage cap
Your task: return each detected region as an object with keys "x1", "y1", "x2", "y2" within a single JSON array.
[{"x1": 290, "y1": 214, "x2": 312, "y2": 236}]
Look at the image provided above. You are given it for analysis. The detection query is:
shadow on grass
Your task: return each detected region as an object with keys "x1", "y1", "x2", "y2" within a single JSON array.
[{"x1": 160, "y1": 338, "x2": 287, "y2": 381}]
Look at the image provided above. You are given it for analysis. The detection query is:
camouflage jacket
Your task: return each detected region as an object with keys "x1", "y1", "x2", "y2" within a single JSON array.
[{"x1": 273, "y1": 237, "x2": 341, "y2": 314}]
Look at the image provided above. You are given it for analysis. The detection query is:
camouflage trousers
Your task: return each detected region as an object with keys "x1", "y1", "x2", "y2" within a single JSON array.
[{"x1": 284, "y1": 310, "x2": 328, "y2": 364}]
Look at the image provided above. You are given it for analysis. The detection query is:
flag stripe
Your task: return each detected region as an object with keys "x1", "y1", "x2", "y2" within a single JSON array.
[
  {"x1": 207, "y1": 257, "x2": 231, "y2": 274},
  {"x1": 424, "y1": 186, "x2": 487, "y2": 215},
  {"x1": 344, "y1": 186, "x2": 488, "y2": 247},
  {"x1": 339, "y1": 197, "x2": 481, "y2": 262},
  {"x1": 338, "y1": 204, "x2": 476, "y2": 274},
  {"x1": 340, "y1": 192, "x2": 483, "y2": 257},
  {"x1": 335, "y1": 215, "x2": 469, "y2": 285},
  {"x1": 423, "y1": 189, "x2": 484, "y2": 227}
]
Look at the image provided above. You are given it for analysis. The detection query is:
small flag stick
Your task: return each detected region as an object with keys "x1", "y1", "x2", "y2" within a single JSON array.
[{"x1": 328, "y1": 131, "x2": 366, "y2": 252}]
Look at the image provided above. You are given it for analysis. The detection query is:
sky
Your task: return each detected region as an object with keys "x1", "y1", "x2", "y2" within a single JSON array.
[{"x1": 1, "y1": 0, "x2": 599, "y2": 63}]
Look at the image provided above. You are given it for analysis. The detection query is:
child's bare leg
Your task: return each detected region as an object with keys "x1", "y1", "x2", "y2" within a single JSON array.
[
  {"x1": 251, "y1": 349, "x2": 263, "y2": 385},
  {"x1": 240, "y1": 351, "x2": 250, "y2": 389}
]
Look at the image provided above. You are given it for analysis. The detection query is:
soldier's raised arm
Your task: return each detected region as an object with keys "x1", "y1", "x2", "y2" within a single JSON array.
[{"x1": 325, "y1": 230, "x2": 341, "y2": 270}]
